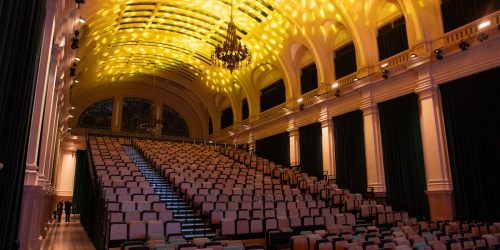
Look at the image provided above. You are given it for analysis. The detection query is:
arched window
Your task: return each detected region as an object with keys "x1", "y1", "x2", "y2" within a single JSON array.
[
  {"x1": 77, "y1": 99, "x2": 113, "y2": 130},
  {"x1": 162, "y1": 105, "x2": 189, "y2": 137},
  {"x1": 121, "y1": 97, "x2": 153, "y2": 132}
]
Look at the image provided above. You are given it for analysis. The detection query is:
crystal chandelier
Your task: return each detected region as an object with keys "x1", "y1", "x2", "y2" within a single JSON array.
[
  {"x1": 137, "y1": 66, "x2": 163, "y2": 134},
  {"x1": 211, "y1": 0, "x2": 251, "y2": 73}
]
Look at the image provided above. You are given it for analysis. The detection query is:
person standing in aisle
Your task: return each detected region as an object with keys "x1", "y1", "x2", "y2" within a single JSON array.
[
  {"x1": 56, "y1": 200, "x2": 64, "y2": 222},
  {"x1": 64, "y1": 200, "x2": 72, "y2": 222}
]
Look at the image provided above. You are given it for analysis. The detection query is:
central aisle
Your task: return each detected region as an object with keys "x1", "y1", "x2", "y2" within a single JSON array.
[{"x1": 41, "y1": 221, "x2": 95, "y2": 250}]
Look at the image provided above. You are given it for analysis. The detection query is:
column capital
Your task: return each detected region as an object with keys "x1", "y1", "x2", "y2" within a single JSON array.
[
  {"x1": 360, "y1": 98, "x2": 378, "y2": 114},
  {"x1": 414, "y1": 68, "x2": 439, "y2": 99},
  {"x1": 24, "y1": 163, "x2": 39, "y2": 185},
  {"x1": 415, "y1": 82, "x2": 438, "y2": 100},
  {"x1": 320, "y1": 118, "x2": 333, "y2": 128},
  {"x1": 287, "y1": 118, "x2": 298, "y2": 133}
]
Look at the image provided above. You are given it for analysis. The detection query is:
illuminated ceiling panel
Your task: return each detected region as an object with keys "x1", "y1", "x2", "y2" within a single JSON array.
[{"x1": 77, "y1": 0, "x2": 358, "y2": 94}]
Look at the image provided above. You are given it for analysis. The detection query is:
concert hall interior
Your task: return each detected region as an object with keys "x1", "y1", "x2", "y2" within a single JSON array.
[{"x1": 1, "y1": 0, "x2": 500, "y2": 249}]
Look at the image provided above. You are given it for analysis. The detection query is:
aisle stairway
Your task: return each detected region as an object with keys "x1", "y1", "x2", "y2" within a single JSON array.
[{"x1": 123, "y1": 145, "x2": 216, "y2": 239}]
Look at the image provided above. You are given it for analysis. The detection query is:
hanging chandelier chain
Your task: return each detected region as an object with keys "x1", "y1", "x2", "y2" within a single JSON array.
[{"x1": 211, "y1": 0, "x2": 251, "y2": 73}]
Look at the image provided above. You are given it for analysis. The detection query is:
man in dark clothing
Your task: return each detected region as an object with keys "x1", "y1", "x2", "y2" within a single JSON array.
[
  {"x1": 64, "y1": 200, "x2": 72, "y2": 222},
  {"x1": 56, "y1": 200, "x2": 64, "y2": 222}
]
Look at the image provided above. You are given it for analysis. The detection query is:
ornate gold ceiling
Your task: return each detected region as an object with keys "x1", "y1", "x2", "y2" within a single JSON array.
[
  {"x1": 78, "y1": 0, "x2": 300, "y2": 93},
  {"x1": 77, "y1": 0, "x2": 410, "y2": 97}
]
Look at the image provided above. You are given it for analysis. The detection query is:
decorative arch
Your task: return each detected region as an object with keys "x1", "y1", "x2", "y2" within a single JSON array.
[{"x1": 77, "y1": 98, "x2": 113, "y2": 130}]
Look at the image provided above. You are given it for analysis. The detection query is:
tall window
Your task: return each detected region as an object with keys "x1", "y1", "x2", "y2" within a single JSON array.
[
  {"x1": 300, "y1": 64, "x2": 318, "y2": 94},
  {"x1": 441, "y1": 0, "x2": 500, "y2": 32},
  {"x1": 260, "y1": 79, "x2": 286, "y2": 112},
  {"x1": 242, "y1": 98, "x2": 249, "y2": 120},
  {"x1": 162, "y1": 105, "x2": 189, "y2": 137},
  {"x1": 221, "y1": 107, "x2": 233, "y2": 129},
  {"x1": 334, "y1": 42, "x2": 357, "y2": 79},
  {"x1": 377, "y1": 16, "x2": 409, "y2": 60},
  {"x1": 121, "y1": 97, "x2": 153, "y2": 132},
  {"x1": 77, "y1": 99, "x2": 113, "y2": 130}
]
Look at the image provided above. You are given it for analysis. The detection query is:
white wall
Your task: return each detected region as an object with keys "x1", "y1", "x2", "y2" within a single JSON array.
[{"x1": 55, "y1": 152, "x2": 76, "y2": 197}]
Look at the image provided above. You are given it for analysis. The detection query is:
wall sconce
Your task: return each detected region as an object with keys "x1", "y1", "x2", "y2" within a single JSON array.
[
  {"x1": 458, "y1": 40, "x2": 470, "y2": 51},
  {"x1": 434, "y1": 49, "x2": 443, "y2": 60}
]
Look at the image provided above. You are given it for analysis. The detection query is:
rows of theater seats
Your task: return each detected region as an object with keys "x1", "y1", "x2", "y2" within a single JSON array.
[
  {"x1": 132, "y1": 139, "x2": 409, "y2": 241},
  {"x1": 119, "y1": 235, "x2": 266, "y2": 250},
  {"x1": 119, "y1": 220, "x2": 500, "y2": 250},
  {"x1": 89, "y1": 137, "x2": 182, "y2": 247},
  {"x1": 270, "y1": 220, "x2": 500, "y2": 250},
  {"x1": 217, "y1": 146, "x2": 409, "y2": 227}
]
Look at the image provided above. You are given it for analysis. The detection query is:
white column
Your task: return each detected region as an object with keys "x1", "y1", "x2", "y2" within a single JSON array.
[
  {"x1": 37, "y1": 57, "x2": 60, "y2": 181},
  {"x1": 320, "y1": 118, "x2": 336, "y2": 178},
  {"x1": 360, "y1": 94, "x2": 386, "y2": 193},
  {"x1": 415, "y1": 70, "x2": 454, "y2": 220},
  {"x1": 24, "y1": 6, "x2": 57, "y2": 186},
  {"x1": 19, "y1": 3, "x2": 58, "y2": 249},
  {"x1": 288, "y1": 119, "x2": 300, "y2": 166}
]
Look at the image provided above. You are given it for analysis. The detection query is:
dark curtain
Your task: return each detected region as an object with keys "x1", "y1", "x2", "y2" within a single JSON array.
[
  {"x1": 300, "y1": 64, "x2": 318, "y2": 94},
  {"x1": 0, "y1": 0, "x2": 48, "y2": 249},
  {"x1": 242, "y1": 99, "x2": 249, "y2": 120},
  {"x1": 256, "y1": 132, "x2": 290, "y2": 166},
  {"x1": 333, "y1": 110, "x2": 367, "y2": 194},
  {"x1": 440, "y1": 67, "x2": 500, "y2": 221},
  {"x1": 377, "y1": 17, "x2": 409, "y2": 61},
  {"x1": 72, "y1": 150, "x2": 87, "y2": 214},
  {"x1": 441, "y1": 0, "x2": 500, "y2": 33},
  {"x1": 208, "y1": 118, "x2": 213, "y2": 134},
  {"x1": 299, "y1": 123, "x2": 323, "y2": 178},
  {"x1": 80, "y1": 149, "x2": 104, "y2": 249},
  {"x1": 334, "y1": 42, "x2": 357, "y2": 79},
  {"x1": 379, "y1": 94, "x2": 429, "y2": 219},
  {"x1": 260, "y1": 79, "x2": 286, "y2": 112},
  {"x1": 221, "y1": 107, "x2": 233, "y2": 129}
]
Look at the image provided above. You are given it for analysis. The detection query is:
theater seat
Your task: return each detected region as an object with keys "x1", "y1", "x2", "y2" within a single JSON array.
[
  {"x1": 110, "y1": 222, "x2": 127, "y2": 241},
  {"x1": 128, "y1": 221, "x2": 146, "y2": 240}
]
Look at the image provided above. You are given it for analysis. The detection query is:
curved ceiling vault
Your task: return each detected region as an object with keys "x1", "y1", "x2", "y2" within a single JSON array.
[{"x1": 75, "y1": 0, "x2": 429, "y2": 124}]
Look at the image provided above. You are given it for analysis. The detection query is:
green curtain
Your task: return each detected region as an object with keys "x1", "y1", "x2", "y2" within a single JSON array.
[
  {"x1": 300, "y1": 64, "x2": 318, "y2": 94},
  {"x1": 440, "y1": 67, "x2": 500, "y2": 221},
  {"x1": 377, "y1": 17, "x2": 409, "y2": 61},
  {"x1": 242, "y1": 99, "x2": 249, "y2": 120},
  {"x1": 333, "y1": 110, "x2": 367, "y2": 194},
  {"x1": 221, "y1": 107, "x2": 233, "y2": 129},
  {"x1": 72, "y1": 150, "x2": 87, "y2": 214},
  {"x1": 255, "y1": 132, "x2": 290, "y2": 166},
  {"x1": 378, "y1": 94, "x2": 429, "y2": 218},
  {"x1": 441, "y1": 0, "x2": 500, "y2": 32},
  {"x1": 260, "y1": 79, "x2": 286, "y2": 112},
  {"x1": 334, "y1": 42, "x2": 357, "y2": 79},
  {"x1": 299, "y1": 123, "x2": 324, "y2": 178},
  {"x1": 0, "y1": 0, "x2": 47, "y2": 248}
]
